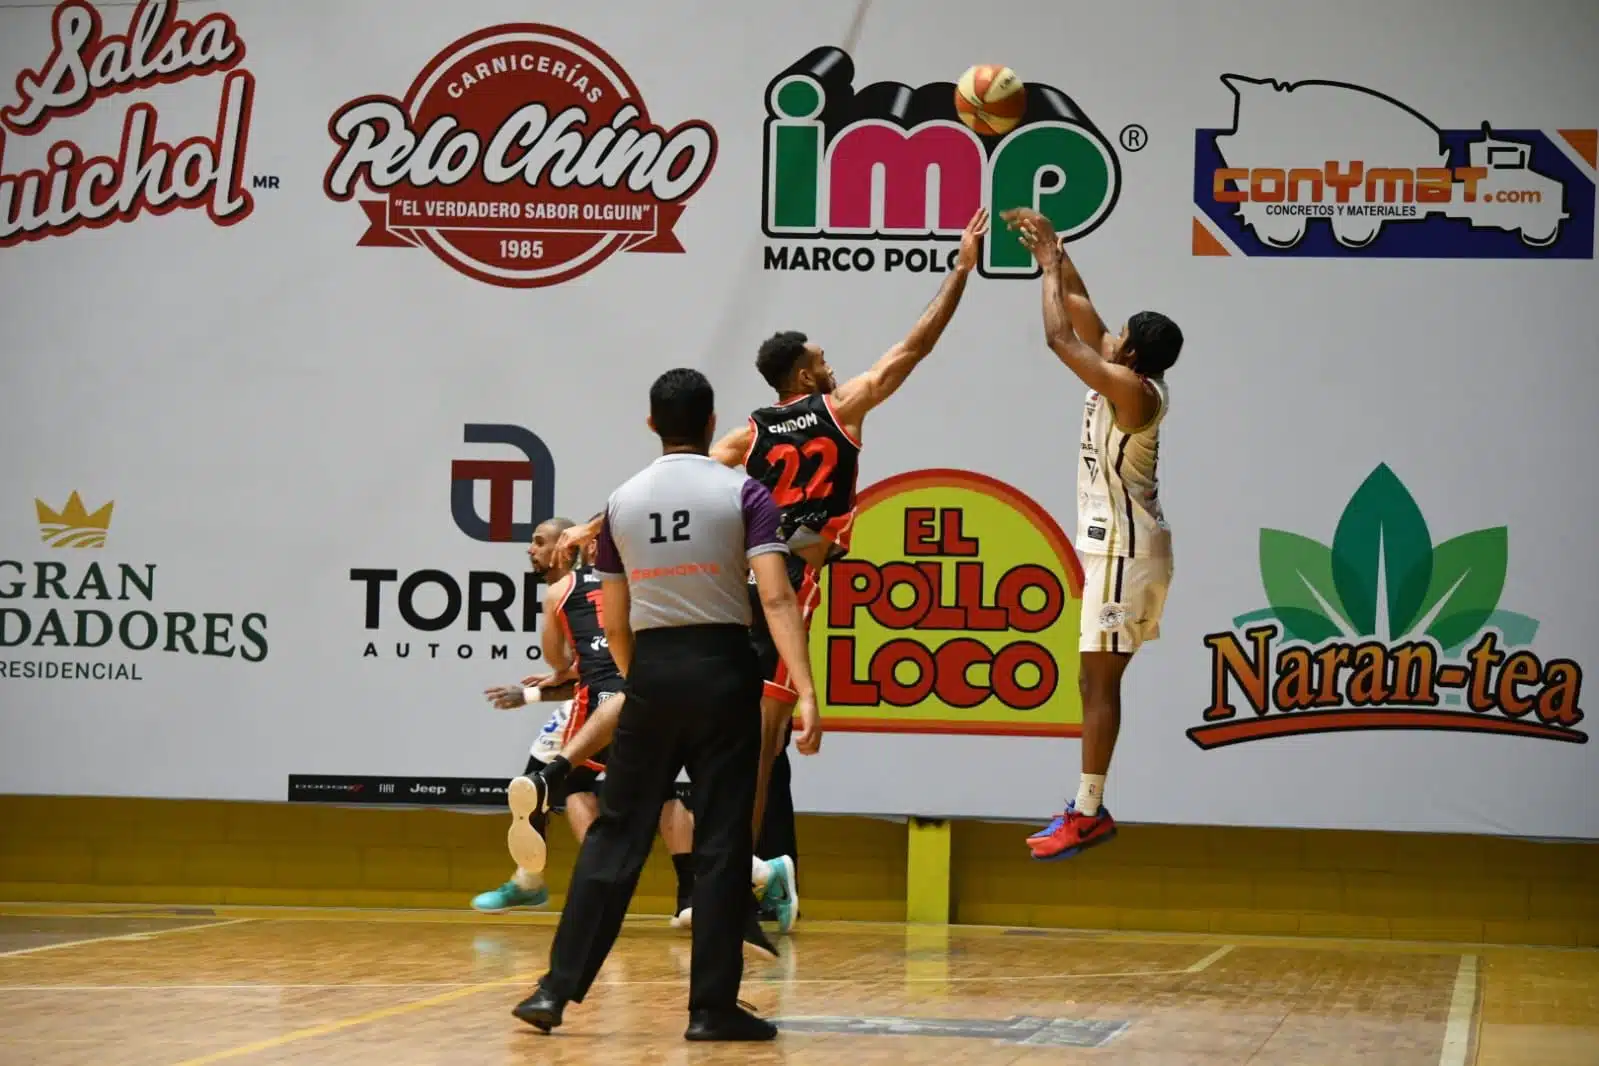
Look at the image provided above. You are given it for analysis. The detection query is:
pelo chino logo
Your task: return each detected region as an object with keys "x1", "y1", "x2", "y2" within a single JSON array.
[
  {"x1": 0, "y1": 0, "x2": 256, "y2": 247},
  {"x1": 1194, "y1": 464, "x2": 1585, "y2": 748},
  {"x1": 324, "y1": 23, "x2": 718, "y2": 288}
]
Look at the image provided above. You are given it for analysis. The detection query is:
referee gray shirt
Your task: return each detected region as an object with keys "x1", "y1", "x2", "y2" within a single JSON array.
[{"x1": 593, "y1": 454, "x2": 786, "y2": 631}]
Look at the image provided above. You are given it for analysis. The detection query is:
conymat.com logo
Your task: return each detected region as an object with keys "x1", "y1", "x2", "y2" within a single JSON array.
[
  {"x1": 762, "y1": 47, "x2": 1130, "y2": 277},
  {"x1": 324, "y1": 23, "x2": 717, "y2": 288},
  {"x1": 1192, "y1": 75, "x2": 1596, "y2": 258},
  {"x1": 814, "y1": 470, "x2": 1083, "y2": 735},
  {"x1": 2, "y1": 491, "x2": 268, "y2": 681},
  {"x1": 0, "y1": 0, "x2": 257, "y2": 246},
  {"x1": 1194, "y1": 464, "x2": 1585, "y2": 749}
]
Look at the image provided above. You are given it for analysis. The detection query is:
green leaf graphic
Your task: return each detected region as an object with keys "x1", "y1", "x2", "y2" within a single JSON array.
[
  {"x1": 1330, "y1": 464, "x2": 1433, "y2": 638},
  {"x1": 1441, "y1": 609, "x2": 1539, "y2": 658},
  {"x1": 1258, "y1": 529, "x2": 1349, "y2": 642},
  {"x1": 1413, "y1": 527, "x2": 1508, "y2": 650}
]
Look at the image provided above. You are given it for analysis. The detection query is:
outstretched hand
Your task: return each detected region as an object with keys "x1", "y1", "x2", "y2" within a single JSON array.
[
  {"x1": 1002, "y1": 207, "x2": 1061, "y2": 265},
  {"x1": 954, "y1": 207, "x2": 990, "y2": 272}
]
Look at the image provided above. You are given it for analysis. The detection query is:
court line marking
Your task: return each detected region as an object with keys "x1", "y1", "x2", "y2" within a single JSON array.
[
  {"x1": 1185, "y1": 944, "x2": 1235, "y2": 972},
  {"x1": 165, "y1": 973, "x2": 537, "y2": 1066},
  {"x1": 0, "y1": 917, "x2": 254, "y2": 958},
  {"x1": 0, "y1": 982, "x2": 486, "y2": 992},
  {"x1": 1439, "y1": 954, "x2": 1479, "y2": 1066}
]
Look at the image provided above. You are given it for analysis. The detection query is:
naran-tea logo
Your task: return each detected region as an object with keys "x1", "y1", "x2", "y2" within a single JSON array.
[
  {"x1": 816, "y1": 469, "x2": 1083, "y2": 736},
  {"x1": 1194, "y1": 464, "x2": 1585, "y2": 749},
  {"x1": 0, "y1": 0, "x2": 256, "y2": 246},
  {"x1": 762, "y1": 47, "x2": 1125, "y2": 278},
  {"x1": 324, "y1": 23, "x2": 717, "y2": 289}
]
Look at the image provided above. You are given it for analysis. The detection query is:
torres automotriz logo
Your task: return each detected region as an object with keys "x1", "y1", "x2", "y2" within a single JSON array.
[
  {"x1": 0, "y1": 0, "x2": 256, "y2": 247},
  {"x1": 1192, "y1": 75, "x2": 1596, "y2": 258},
  {"x1": 762, "y1": 48, "x2": 1129, "y2": 277},
  {"x1": 815, "y1": 470, "x2": 1083, "y2": 735},
  {"x1": 1195, "y1": 465, "x2": 1585, "y2": 748},
  {"x1": 324, "y1": 24, "x2": 717, "y2": 288},
  {"x1": 1, "y1": 492, "x2": 268, "y2": 681},
  {"x1": 352, "y1": 424, "x2": 557, "y2": 663}
]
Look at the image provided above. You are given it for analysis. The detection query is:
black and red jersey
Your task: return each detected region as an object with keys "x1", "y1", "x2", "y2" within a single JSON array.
[
  {"x1": 743, "y1": 392, "x2": 861, "y2": 563},
  {"x1": 554, "y1": 563, "x2": 622, "y2": 690}
]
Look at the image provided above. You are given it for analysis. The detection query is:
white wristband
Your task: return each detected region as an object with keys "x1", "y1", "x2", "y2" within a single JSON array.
[{"x1": 523, "y1": 686, "x2": 542, "y2": 704}]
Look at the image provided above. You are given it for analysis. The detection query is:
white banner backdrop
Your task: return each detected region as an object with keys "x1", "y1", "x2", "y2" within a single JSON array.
[{"x1": 1, "y1": 0, "x2": 1595, "y2": 837}]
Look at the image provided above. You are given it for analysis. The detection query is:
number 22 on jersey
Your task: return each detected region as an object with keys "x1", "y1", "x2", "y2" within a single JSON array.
[{"x1": 765, "y1": 437, "x2": 838, "y2": 507}]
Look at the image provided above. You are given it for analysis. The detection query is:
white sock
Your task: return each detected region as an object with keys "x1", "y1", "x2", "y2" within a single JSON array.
[
  {"x1": 512, "y1": 867, "x2": 544, "y2": 892},
  {"x1": 1075, "y1": 774, "x2": 1107, "y2": 818},
  {"x1": 752, "y1": 857, "x2": 770, "y2": 889}
]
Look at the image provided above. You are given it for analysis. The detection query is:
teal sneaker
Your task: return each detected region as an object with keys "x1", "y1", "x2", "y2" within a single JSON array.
[
  {"x1": 471, "y1": 880, "x2": 549, "y2": 913},
  {"x1": 763, "y1": 856, "x2": 798, "y2": 934}
]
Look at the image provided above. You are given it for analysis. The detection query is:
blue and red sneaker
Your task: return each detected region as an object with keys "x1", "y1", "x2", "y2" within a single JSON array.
[
  {"x1": 1029, "y1": 806, "x2": 1117, "y2": 861},
  {"x1": 1025, "y1": 806, "x2": 1071, "y2": 846}
]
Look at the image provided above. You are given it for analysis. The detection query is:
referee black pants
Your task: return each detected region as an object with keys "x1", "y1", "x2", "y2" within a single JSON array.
[{"x1": 541, "y1": 624, "x2": 761, "y2": 1013}]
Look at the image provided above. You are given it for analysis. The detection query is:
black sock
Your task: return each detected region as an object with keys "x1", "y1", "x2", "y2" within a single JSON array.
[
  {"x1": 540, "y1": 755, "x2": 571, "y2": 792},
  {"x1": 671, "y1": 852, "x2": 695, "y2": 906}
]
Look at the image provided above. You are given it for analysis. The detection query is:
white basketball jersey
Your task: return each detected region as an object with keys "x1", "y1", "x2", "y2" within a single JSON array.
[{"x1": 1076, "y1": 379, "x2": 1172, "y2": 558}]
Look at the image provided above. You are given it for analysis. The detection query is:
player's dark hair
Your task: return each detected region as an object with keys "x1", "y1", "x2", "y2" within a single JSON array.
[
  {"x1": 1125, "y1": 311, "x2": 1183, "y2": 377},
  {"x1": 650, "y1": 367, "x2": 715, "y2": 449},
  {"x1": 756, "y1": 330, "x2": 809, "y2": 390}
]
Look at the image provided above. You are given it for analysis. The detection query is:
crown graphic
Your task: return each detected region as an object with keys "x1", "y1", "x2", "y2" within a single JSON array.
[{"x1": 36, "y1": 491, "x2": 114, "y2": 549}]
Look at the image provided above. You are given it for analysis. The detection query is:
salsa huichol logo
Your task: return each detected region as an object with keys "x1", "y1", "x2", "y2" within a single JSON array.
[{"x1": 1195, "y1": 464, "x2": 1584, "y2": 748}]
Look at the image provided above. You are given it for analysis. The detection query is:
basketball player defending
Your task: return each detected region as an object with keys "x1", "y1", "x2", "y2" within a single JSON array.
[
  {"x1": 1005, "y1": 208, "x2": 1183, "y2": 861},
  {"x1": 475, "y1": 520, "x2": 696, "y2": 912},
  {"x1": 556, "y1": 207, "x2": 990, "y2": 920}
]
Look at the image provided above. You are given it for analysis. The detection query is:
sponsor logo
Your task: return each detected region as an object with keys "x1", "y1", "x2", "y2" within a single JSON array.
[
  {"x1": 0, "y1": 0, "x2": 256, "y2": 246},
  {"x1": 1196, "y1": 464, "x2": 1585, "y2": 748},
  {"x1": 1193, "y1": 75, "x2": 1596, "y2": 258},
  {"x1": 287, "y1": 775, "x2": 511, "y2": 805},
  {"x1": 815, "y1": 469, "x2": 1083, "y2": 736},
  {"x1": 325, "y1": 23, "x2": 717, "y2": 288},
  {"x1": 2, "y1": 491, "x2": 268, "y2": 680},
  {"x1": 762, "y1": 48, "x2": 1127, "y2": 276},
  {"x1": 352, "y1": 424, "x2": 555, "y2": 662}
]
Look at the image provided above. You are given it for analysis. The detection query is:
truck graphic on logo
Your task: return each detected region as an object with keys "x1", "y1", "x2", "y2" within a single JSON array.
[{"x1": 1192, "y1": 75, "x2": 1596, "y2": 259}]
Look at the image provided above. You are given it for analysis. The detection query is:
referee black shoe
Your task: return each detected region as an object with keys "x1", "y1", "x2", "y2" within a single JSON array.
[
  {"x1": 511, "y1": 984, "x2": 566, "y2": 1032},
  {"x1": 685, "y1": 1004, "x2": 778, "y2": 1041},
  {"x1": 742, "y1": 906, "x2": 779, "y2": 962}
]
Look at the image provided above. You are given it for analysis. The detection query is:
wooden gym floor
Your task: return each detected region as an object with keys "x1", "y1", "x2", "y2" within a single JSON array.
[{"x1": 0, "y1": 903, "x2": 1594, "y2": 1065}]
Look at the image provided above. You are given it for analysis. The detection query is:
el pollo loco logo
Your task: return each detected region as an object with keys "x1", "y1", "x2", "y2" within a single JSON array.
[
  {"x1": 816, "y1": 470, "x2": 1084, "y2": 736},
  {"x1": 0, "y1": 0, "x2": 255, "y2": 246},
  {"x1": 324, "y1": 24, "x2": 717, "y2": 288}
]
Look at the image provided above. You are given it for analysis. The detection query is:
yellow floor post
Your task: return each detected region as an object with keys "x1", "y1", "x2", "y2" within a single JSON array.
[{"x1": 905, "y1": 817, "x2": 951, "y2": 924}]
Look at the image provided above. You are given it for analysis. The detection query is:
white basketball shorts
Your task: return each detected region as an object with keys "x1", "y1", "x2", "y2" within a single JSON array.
[{"x1": 1079, "y1": 553, "x2": 1173, "y2": 655}]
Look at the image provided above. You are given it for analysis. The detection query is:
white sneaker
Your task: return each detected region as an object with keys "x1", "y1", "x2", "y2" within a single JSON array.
[{"x1": 507, "y1": 776, "x2": 548, "y2": 874}]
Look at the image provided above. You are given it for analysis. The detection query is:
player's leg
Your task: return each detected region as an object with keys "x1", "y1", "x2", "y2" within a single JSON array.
[
  {"x1": 753, "y1": 722, "x2": 798, "y2": 927},
  {"x1": 473, "y1": 698, "x2": 569, "y2": 914},
  {"x1": 538, "y1": 692, "x2": 623, "y2": 792},
  {"x1": 562, "y1": 775, "x2": 601, "y2": 842},
  {"x1": 1031, "y1": 555, "x2": 1171, "y2": 860},
  {"x1": 660, "y1": 785, "x2": 696, "y2": 927}
]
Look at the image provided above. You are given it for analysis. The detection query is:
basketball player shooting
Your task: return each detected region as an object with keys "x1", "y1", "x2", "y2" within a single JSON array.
[
  {"x1": 554, "y1": 207, "x2": 990, "y2": 918},
  {"x1": 1004, "y1": 207, "x2": 1183, "y2": 861}
]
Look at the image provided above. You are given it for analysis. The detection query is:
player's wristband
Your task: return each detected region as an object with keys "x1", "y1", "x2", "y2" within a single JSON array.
[{"x1": 523, "y1": 686, "x2": 542, "y2": 705}]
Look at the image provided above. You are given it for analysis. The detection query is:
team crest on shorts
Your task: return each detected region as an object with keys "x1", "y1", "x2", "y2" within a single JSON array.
[{"x1": 1098, "y1": 603, "x2": 1129, "y2": 631}]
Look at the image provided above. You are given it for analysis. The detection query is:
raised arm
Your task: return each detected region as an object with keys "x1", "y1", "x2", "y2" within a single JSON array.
[
  {"x1": 1002, "y1": 208, "x2": 1108, "y2": 352},
  {"x1": 829, "y1": 208, "x2": 988, "y2": 434},
  {"x1": 591, "y1": 513, "x2": 634, "y2": 676},
  {"x1": 1018, "y1": 217, "x2": 1157, "y2": 429},
  {"x1": 709, "y1": 421, "x2": 754, "y2": 468}
]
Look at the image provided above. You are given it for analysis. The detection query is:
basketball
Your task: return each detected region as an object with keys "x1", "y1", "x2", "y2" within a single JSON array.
[{"x1": 955, "y1": 64, "x2": 1026, "y2": 136}]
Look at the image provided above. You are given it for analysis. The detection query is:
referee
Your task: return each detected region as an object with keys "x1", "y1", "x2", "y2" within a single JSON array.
[{"x1": 513, "y1": 367, "x2": 819, "y2": 1042}]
